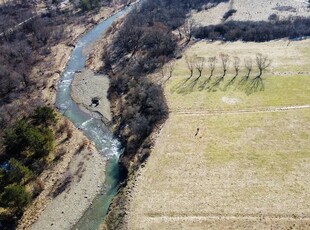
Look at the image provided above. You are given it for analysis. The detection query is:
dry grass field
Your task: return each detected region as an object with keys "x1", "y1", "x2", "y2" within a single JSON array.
[
  {"x1": 126, "y1": 39, "x2": 310, "y2": 229},
  {"x1": 167, "y1": 40, "x2": 310, "y2": 112},
  {"x1": 192, "y1": 0, "x2": 310, "y2": 26}
]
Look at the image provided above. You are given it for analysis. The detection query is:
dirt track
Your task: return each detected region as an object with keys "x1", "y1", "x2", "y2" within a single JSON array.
[
  {"x1": 171, "y1": 104, "x2": 310, "y2": 115},
  {"x1": 116, "y1": 1, "x2": 310, "y2": 229}
]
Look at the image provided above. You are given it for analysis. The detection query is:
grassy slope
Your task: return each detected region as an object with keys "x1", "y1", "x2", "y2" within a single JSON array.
[
  {"x1": 167, "y1": 40, "x2": 310, "y2": 111},
  {"x1": 127, "y1": 39, "x2": 310, "y2": 229}
]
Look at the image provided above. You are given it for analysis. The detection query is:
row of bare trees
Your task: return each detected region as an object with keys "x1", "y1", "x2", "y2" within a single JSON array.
[{"x1": 167, "y1": 53, "x2": 271, "y2": 94}]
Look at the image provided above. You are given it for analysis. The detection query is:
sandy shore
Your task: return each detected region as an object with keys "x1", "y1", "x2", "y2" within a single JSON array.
[
  {"x1": 71, "y1": 69, "x2": 112, "y2": 122},
  {"x1": 17, "y1": 3, "x2": 128, "y2": 229},
  {"x1": 18, "y1": 119, "x2": 106, "y2": 230},
  {"x1": 30, "y1": 141, "x2": 106, "y2": 230}
]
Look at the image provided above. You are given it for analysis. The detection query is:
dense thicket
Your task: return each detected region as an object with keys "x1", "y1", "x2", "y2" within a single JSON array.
[
  {"x1": 0, "y1": 0, "x2": 130, "y2": 145},
  {"x1": 0, "y1": 2, "x2": 68, "y2": 107},
  {"x1": 0, "y1": 107, "x2": 57, "y2": 229},
  {"x1": 105, "y1": 0, "x2": 228, "y2": 171},
  {"x1": 193, "y1": 17, "x2": 310, "y2": 42},
  {"x1": 74, "y1": 0, "x2": 129, "y2": 11},
  {"x1": 106, "y1": 0, "x2": 228, "y2": 72}
]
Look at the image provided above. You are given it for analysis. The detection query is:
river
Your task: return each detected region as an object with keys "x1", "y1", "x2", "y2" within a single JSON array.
[{"x1": 55, "y1": 5, "x2": 132, "y2": 230}]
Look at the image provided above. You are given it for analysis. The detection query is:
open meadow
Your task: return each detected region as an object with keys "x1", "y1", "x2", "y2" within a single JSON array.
[{"x1": 126, "y1": 39, "x2": 310, "y2": 229}]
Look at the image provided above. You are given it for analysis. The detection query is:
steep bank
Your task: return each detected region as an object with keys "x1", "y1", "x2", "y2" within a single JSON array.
[
  {"x1": 18, "y1": 117, "x2": 106, "y2": 230},
  {"x1": 100, "y1": 125, "x2": 164, "y2": 230}
]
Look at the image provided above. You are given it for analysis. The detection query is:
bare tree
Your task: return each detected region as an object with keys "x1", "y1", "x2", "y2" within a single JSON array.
[
  {"x1": 238, "y1": 57, "x2": 253, "y2": 86},
  {"x1": 246, "y1": 53, "x2": 271, "y2": 94},
  {"x1": 188, "y1": 56, "x2": 205, "y2": 89},
  {"x1": 182, "y1": 19, "x2": 195, "y2": 42},
  {"x1": 225, "y1": 56, "x2": 240, "y2": 89},
  {"x1": 208, "y1": 56, "x2": 217, "y2": 80},
  {"x1": 233, "y1": 56, "x2": 240, "y2": 76},
  {"x1": 185, "y1": 54, "x2": 195, "y2": 80},
  {"x1": 244, "y1": 57, "x2": 253, "y2": 78},
  {"x1": 207, "y1": 54, "x2": 230, "y2": 91},
  {"x1": 256, "y1": 53, "x2": 271, "y2": 77},
  {"x1": 198, "y1": 56, "x2": 217, "y2": 90},
  {"x1": 194, "y1": 57, "x2": 205, "y2": 79},
  {"x1": 220, "y1": 53, "x2": 230, "y2": 78},
  {"x1": 220, "y1": 53, "x2": 229, "y2": 81},
  {"x1": 162, "y1": 61, "x2": 176, "y2": 83}
]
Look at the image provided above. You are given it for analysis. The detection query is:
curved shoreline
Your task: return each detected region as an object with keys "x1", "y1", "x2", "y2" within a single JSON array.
[
  {"x1": 52, "y1": 3, "x2": 141, "y2": 229},
  {"x1": 70, "y1": 69, "x2": 112, "y2": 122},
  {"x1": 18, "y1": 3, "x2": 132, "y2": 229}
]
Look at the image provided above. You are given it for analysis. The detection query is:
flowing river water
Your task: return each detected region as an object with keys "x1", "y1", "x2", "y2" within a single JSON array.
[{"x1": 55, "y1": 6, "x2": 132, "y2": 230}]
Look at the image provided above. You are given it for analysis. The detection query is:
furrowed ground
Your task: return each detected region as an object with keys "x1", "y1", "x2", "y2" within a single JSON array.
[{"x1": 126, "y1": 39, "x2": 310, "y2": 229}]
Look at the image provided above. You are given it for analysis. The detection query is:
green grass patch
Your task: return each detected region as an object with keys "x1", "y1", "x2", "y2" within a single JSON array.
[
  {"x1": 166, "y1": 40, "x2": 310, "y2": 111},
  {"x1": 164, "y1": 109, "x2": 310, "y2": 178},
  {"x1": 166, "y1": 75, "x2": 310, "y2": 111}
]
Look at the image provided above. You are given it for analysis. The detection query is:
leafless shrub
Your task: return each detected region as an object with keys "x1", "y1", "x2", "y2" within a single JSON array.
[
  {"x1": 194, "y1": 56, "x2": 205, "y2": 79},
  {"x1": 185, "y1": 54, "x2": 195, "y2": 79},
  {"x1": 52, "y1": 171, "x2": 72, "y2": 198},
  {"x1": 256, "y1": 53, "x2": 272, "y2": 77},
  {"x1": 33, "y1": 178, "x2": 45, "y2": 197},
  {"x1": 162, "y1": 61, "x2": 176, "y2": 83},
  {"x1": 208, "y1": 56, "x2": 217, "y2": 79},
  {"x1": 219, "y1": 53, "x2": 230, "y2": 77},
  {"x1": 54, "y1": 147, "x2": 66, "y2": 161},
  {"x1": 76, "y1": 139, "x2": 89, "y2": 154},
  {"x1": 233, "y1": 56, "x2": 240, "y2": 76}
]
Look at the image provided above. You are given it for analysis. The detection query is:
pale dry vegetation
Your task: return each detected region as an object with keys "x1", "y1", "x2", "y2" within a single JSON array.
[{"x1": 126, "y1": 39, "x2": 310, "y2": 229}]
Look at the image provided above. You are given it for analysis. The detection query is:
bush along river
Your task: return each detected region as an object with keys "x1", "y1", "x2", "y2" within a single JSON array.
[{"x1": 55, "y1": 5, "x2": 133, "y2": 230}]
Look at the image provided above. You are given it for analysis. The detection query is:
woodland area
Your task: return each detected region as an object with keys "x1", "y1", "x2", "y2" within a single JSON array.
[
  {"x1": 0, "y1": 3, "x2": 64, "y2": 101},
  {"x1": 104, "y1": 0, "x2": 228, "y2": 172},
  {"x1": 193, "y1": 16, "x2": 310, "y2": 42},
  {"x1": 0, "y1": 0, "x2": 129, "y2": 228},
  {"x1": 0, "y1": 0, "x2": 131, "y2": 141},
  {"x1": 0, "y1": 107, "x2": 57, "y2": 229},
  {"x1": 104, "y1": 0, "x2": 310, "y2": 173}
]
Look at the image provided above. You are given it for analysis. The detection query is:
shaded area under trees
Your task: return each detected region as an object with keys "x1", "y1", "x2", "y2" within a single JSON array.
[
  {"x1": 0, "y1": 106, "x2": 57, "y2": 229},
  {"x1": 104, "y1": 0, "x2": 228, "y2": 172},
  {"x1": 174, "y1": 53, "x2": 271, "y2": 95},
  {"x1": 193, "y1": 17, "x2": 310, "y2": 42}
]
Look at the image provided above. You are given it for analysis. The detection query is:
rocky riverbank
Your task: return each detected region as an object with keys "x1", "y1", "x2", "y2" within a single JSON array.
[
  {"x1": 71, "y1": 69, "x2": 112, "y2": 123},
  {"x1": 17, "y1": 3, "x2": 131, "y2": 229}
]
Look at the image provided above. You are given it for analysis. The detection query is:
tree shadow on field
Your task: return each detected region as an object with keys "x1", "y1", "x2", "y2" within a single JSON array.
[
  {"x1": 170, "y1": 73, "x2": 193, "y2": 93},
  {"x1": 205, "y1": 75, "x2": 225, "y2": 92},
  {"x1": 198, "y1": 78, "x2": 211, "y2": 91},
  {"x1": 245, "y1": 77, "x2": 265, "y2": 95},
  {"x1": 171, "y1": 74, "x2": 265, "y2": 96},
  {"x1": 223, "y1": 73, "x2": 238, "y2": 91},
  {"x1": 237, "y1": 75, "x2": 250, "y2": 89},
  {"x1": 173, "y1": 79, "x2": 196, "y2": 95}
]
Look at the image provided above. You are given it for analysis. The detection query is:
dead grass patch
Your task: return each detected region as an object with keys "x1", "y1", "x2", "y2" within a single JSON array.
[{"x1": 126, "y1": 39, "x2": 310, "y2": 229}]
